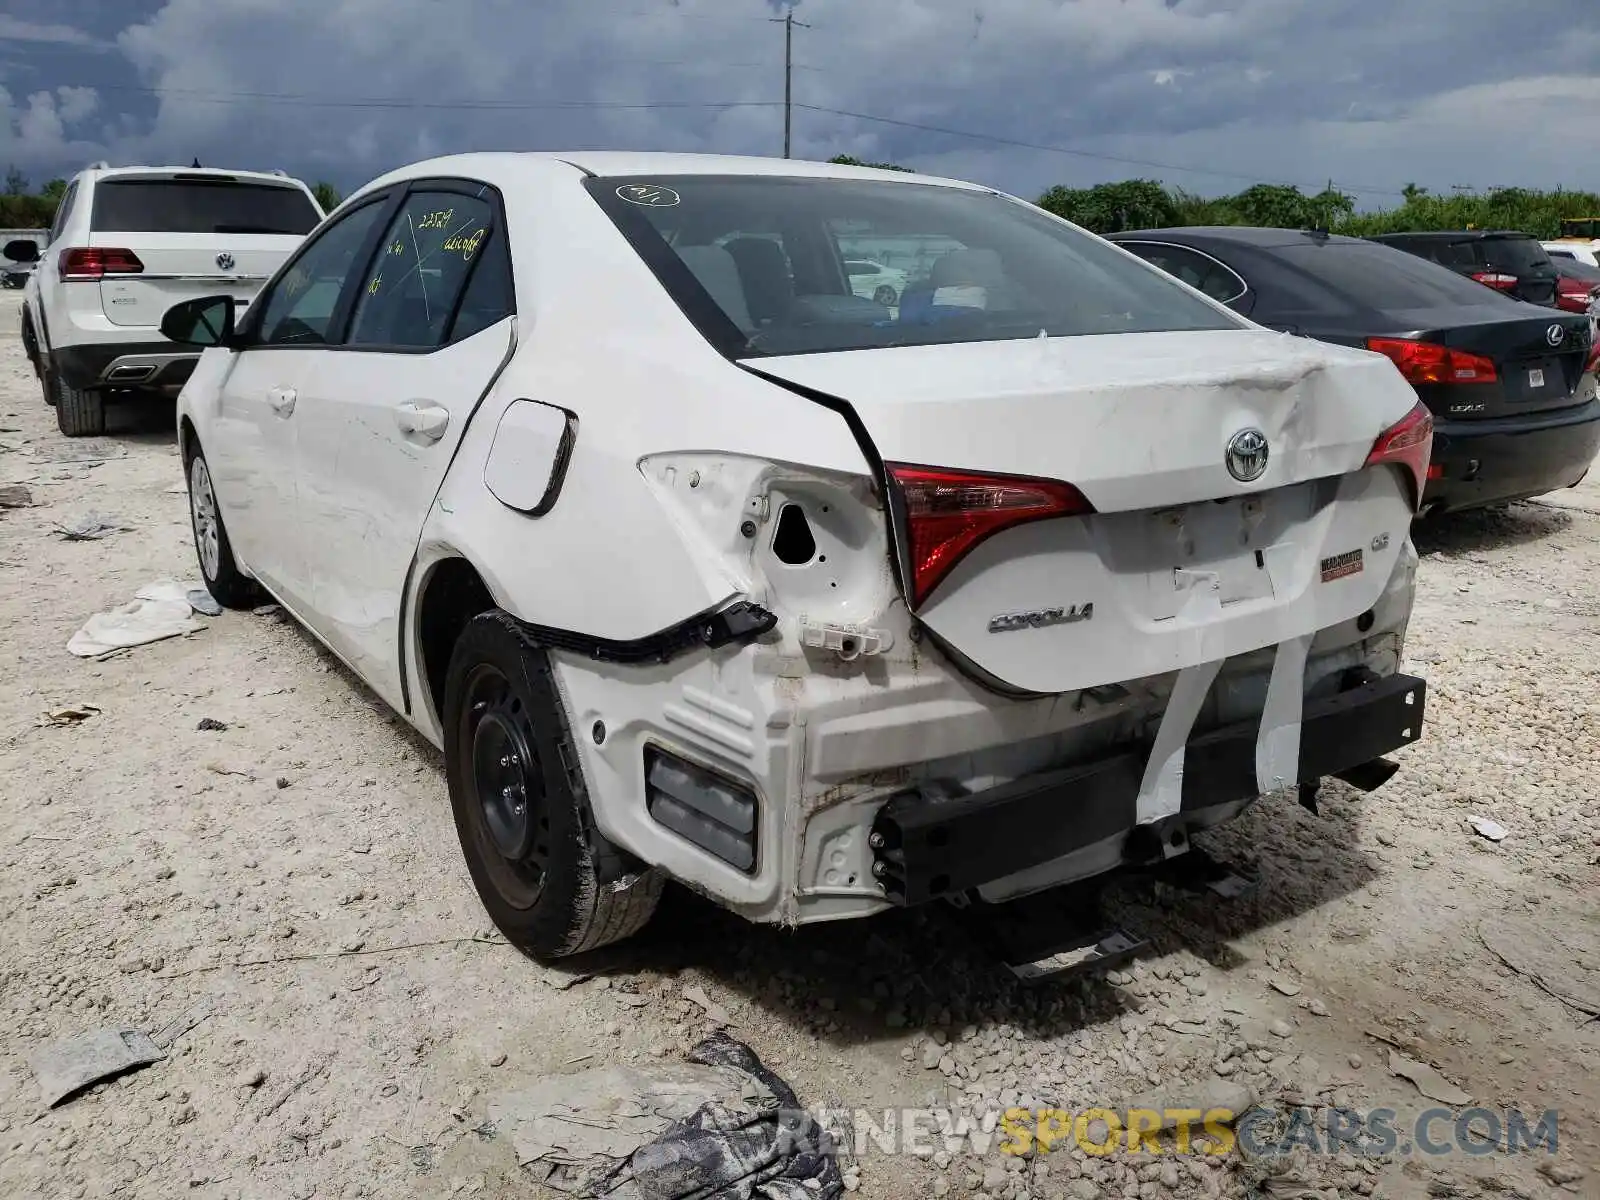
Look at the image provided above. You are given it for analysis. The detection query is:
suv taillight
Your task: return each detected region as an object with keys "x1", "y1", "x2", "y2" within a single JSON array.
[
  {"x1": 1366, "y1": 337, "x2": 1498, "y2": 385},
  {"x1": 886, "y1": 463, "x2": 1095, "y2": 608},
  {"x1": 1365, "y1": 400, "x2": 1434, "y2": 512},
  {"x1": 58, "y1": 247, "x2": 144, "y2": 280},
  {"x1": 1469, "y1": 271, "x2": 1518, "y2": 291},
  {"x1": 1555, "y1": 275, "x2": 1594, "y2": 314}
]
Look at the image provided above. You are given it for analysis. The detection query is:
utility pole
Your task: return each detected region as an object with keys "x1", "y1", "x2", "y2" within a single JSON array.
[{"x1": 771, "y1": 6, "x2": 810, "y2": 158}]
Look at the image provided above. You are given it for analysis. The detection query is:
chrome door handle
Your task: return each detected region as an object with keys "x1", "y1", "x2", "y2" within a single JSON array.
[
  {"x1": 394, "y1": 401, "x2": 449, "y2": 441},
  {"x1": 267, "y1": 386, "x2": 297, "y2": 416}
]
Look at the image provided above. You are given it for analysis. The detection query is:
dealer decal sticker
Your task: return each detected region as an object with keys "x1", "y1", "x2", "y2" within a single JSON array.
[{"x1": 1320, "y1": 548, "x2": 1364, "y2": 582}]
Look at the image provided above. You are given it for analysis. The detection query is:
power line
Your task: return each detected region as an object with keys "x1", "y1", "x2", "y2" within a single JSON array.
[
  {"x1": 73, "y1": 82, "x2": 783, "y2": 113},
  {"x1": 795, "y1": 103, "x2": 1412, "y2": 198}
]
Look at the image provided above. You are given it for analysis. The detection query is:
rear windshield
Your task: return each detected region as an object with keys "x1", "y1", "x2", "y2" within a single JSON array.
[
  {"x1": 1477, "y1": 236, "x2": 1552, "y2": 273},
  {"x1": 586, "y1": 175, "x2": 1241, "y2": 358},
  {"x1": 1276, "y1": 241, "x2": 1516, "y2": 310},
  {"x1": 92, "y1": 179, "x2": 320, "y2": 235}
]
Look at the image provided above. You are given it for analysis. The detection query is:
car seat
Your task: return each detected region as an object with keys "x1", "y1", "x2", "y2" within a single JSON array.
[{"x1": 723, "y1": 238, "x2": 794, "y2": 326}]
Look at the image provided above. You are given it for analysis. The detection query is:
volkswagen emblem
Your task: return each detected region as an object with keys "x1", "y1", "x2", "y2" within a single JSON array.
[
  {"x1": 1225, "y1": 428, "x2": 1270, "y2": 482},
  {"x1": 215, "y1": 251, "x2": 235, "y2": 271},
  {"x1": 1546, "y1": 323, "x2": 1565, "y2": 347}
]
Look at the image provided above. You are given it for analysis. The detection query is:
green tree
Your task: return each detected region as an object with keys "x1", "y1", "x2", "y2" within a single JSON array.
[
  {"x1": 1037, "y1": 180, "x2": 1179, "y2": 233},
  {"x1": 311, "y1": 180, "x2": 341, "y2": 212},
  {"x1": 829, "y1": 154, "x2": 913, "y2": 172},
  {"x1": 3, "y1": 167, "x2": 26, "y2": 197},
  {"x1": 41, "y1": 178, "x2": 68, "y2": 202}
]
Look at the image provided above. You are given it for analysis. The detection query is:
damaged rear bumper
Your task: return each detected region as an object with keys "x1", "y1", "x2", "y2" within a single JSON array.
[{"x1": 869, "y1": 671, "x2": 1426, "y2": 906}]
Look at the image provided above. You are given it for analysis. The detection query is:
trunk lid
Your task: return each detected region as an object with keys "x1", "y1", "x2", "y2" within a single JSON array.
[
  {"x1": 752, "y1": 329, "x2": 1422, "y2": 695},
  {"x1": 87, "y1": 174, "x2": 320, "y2": 328},
  {"x1": 1387, "y1": 305, "x2": 1592, "y2": 420}
]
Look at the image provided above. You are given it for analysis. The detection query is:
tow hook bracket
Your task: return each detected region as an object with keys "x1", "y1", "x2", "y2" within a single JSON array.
[
  {"x1": 1333, "y1": 756, "x2": 1401, "y2": 793},
  {"x1": 799, "y1": 618, "x2": 892, "y2": 661},
  {"x1": 1159, "y1": 845, "x2": 1260, "y2": 901},
  {"x1": 952, "y1": 880, "x2": 1148, "y2": 983}
]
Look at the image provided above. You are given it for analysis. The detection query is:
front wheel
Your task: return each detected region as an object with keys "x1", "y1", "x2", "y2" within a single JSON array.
[
  {"x1": 185, "y1": 447, "x2": 258, "y2": 609},
  {"x1": 443, "y1": 612, "x2": 662, "y2": 961}
]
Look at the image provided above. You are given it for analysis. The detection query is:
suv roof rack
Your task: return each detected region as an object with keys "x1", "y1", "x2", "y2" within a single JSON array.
[
  {"x1": 268, "y1": 168, "x2": 288, "y2": 177},
  {"x1": 85, "y1": 160, "x2": 110, "y2": 171}
]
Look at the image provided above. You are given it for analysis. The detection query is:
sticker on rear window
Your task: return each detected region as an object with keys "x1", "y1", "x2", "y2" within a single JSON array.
[
  {"x1": 1320, "y1": 549, "x2": 1364, "y2": 582},
  {"x1": 617, "y1": 185, "x2": 680, "y2": 208}
]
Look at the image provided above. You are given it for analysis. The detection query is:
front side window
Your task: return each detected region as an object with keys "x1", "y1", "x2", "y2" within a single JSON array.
[
  {"x1": 347, "y1": 190, "x2": 496, "y2": 348},
  {"x1": 587, "y1": 175, "x2": 1241, "y2": 358},
  {"x1": 251, "y1": 199, "x2": 388, "y2": 346}
]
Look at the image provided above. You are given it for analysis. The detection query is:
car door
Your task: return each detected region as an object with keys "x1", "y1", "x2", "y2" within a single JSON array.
[
  {"x1": 289, "y1": 181, "x2": 516, "y2": 707},
  {"x1": 206, "y1": 193, "x2": 395, "y2": 611}
]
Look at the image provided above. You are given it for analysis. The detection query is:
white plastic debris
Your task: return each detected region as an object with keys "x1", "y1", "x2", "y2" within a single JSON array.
[
  {"x1": 68, "y1": 598, "x2": 202, "y2": 658},
  {"x1": 1468, "y1": 816, "x2": 1508, "y2": 842}
]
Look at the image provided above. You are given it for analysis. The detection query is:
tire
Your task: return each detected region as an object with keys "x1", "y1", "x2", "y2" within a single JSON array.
[
  {"x1": 443, "y1": 611, "x2": 663, "y2": 960},
  {"x1": 53, "y1": 370, "x2": 105, "y2": 436},
  {"x1": 873, "y1": 284, "x2": 899, "y2": 307},
  {"x1": 183, "y1": 445, "x2": 259, "y2": 609}
]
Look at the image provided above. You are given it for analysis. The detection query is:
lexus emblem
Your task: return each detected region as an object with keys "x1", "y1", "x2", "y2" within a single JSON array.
[
  {"x1": 215, "y1": 251, "x2": 235, "y2": 271},
  {"x1": 1225, "y1": 428, "x2": 1270, "y2": 482},
  {"x1": 1546, "y1": 323, "x2": 1565, "y2": 347}
]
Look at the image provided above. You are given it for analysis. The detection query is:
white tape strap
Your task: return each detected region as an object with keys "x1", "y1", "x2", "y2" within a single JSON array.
[
  {"x1": 1135, "y1": 658, "x2": 1224, "y2": 825},
  {"x1": 1255, "y1": 633, "x2": 1312, "y2": 793}
]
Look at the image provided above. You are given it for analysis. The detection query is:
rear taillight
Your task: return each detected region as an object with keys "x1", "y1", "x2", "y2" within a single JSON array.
[
  {"x1": 886, "y1": 463, "x2": 1095, "y2": 608},
  {"x1": 1366, "y1": 337, "x2": 1498, "y2": 385},
  {"x1": 1470, "y1": 271, "x2": 1518, "y2": 291},
  {"x1": 57, "y1": 247, "x2": 143, "y2": 280},
  {"x1": 1555, "y1": 277, "x2": 1593, "y2": 314},
  {"x1": 1586, "y1": 343, "x2": 1600, "y2": 375},
  {"x1": 1365, "y1": 400, "x2": 1434, "y2": 511}
]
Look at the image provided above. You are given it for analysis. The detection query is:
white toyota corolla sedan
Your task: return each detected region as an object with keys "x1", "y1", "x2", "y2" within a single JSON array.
[{"x1": 163, "y1": 152, "x2": 1432, "y2": 961}]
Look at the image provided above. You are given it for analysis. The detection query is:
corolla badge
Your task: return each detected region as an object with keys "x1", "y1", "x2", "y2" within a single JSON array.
[
  {"x1": 1225, "y1": 427, "x2": 1270, "y2": 482},
  {"x1": 988, "y1": 603, "x2": 1093, "y2": 633},
  {"x1": 216, "y1": 251, "x2": 235, "y2": 271},
  {"x1": 1546, "y1": 323, "x2": 1565, "y2": 347}
]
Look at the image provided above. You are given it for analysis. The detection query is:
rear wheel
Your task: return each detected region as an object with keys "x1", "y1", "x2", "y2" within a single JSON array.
[
  {"x1": 185, "y1": 447, "x2": 258, "y2": 609},
  {"x1": 443, "y1": 612, "x2": 662, "y2": 961},
  {"x1": 53, "y1": 372, "x2": 105, "y2": 436}
]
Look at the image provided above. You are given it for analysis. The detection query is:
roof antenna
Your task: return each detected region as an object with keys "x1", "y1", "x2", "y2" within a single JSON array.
[{"x1": 192, "y1": 157, "x2": 202, "y2": 168}]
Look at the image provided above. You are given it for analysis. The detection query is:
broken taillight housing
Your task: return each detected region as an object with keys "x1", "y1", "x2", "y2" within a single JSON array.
[
  {"x1": 1366, "y1": 337, "x2": 1497, "y2": 385},
  {"x1": 57, "y1": 247, "x2": 144, "y2": 280},
  {"x1": 886, "y1": 463, "x2": 1095, "y2": 607},
  {"x1": 1365, "y1": 400, "x2": 1434, "y2": 511}
]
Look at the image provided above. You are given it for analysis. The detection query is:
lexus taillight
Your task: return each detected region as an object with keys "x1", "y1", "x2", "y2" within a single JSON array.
[
  {"x1": 57, "y1": 247, "x2": 143, "y2": 280},
  {"x1": 1365, "y1": 400, "x2": 1434, "y2": 511},
  {"x1": 1366, "y1": 337, "x2": 1498, "y2": 385},
  {"x1": 886, "y1": 463, "x2": 1094, "y2": 608},
  {"x1": 1470, "y1": 271, "x2": 1518, "y2": 291}
]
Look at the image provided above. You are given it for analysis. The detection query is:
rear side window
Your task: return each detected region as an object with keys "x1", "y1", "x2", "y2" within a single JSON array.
[
  {"x1": 92, "y1": 179, "x2": 320, "y2": 235},
  {"x1": 587, "y1": 174, "x2": 1240, "y2": 358},
  {"x1": 347, "y1": 190, "x2": 498, "y2": 349},
  {"x1": 1116, "y1": 242, "x2": 1247, "y2": 304},
  {"x1": 1275, "y1": 241, "x2": 1515, "y2": 310}
]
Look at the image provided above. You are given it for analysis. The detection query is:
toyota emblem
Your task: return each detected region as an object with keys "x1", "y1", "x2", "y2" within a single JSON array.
[
  {"x1": 216, "y1": 251, "x2": 235, "y2": 271},
  {"x1": 1546, "y1": 323, "x2": 1565, "y2": 347},
  {"x1": 1225, "y1": 428, "x2": 1270, "y2": 483}
]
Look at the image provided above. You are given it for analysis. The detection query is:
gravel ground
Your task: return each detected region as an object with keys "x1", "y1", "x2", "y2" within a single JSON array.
[{"x1": 1, "y1": 289, "x2": 1596, "y2": 1200}]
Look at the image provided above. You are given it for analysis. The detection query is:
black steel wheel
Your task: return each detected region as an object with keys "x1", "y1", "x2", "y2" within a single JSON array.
[{"x1": 443, "y1": 611, "x2": 663, "y2": 960}]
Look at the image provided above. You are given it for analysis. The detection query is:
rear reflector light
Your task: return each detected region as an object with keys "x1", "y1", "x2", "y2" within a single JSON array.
[
  {"x1": 1470, "y1": 271, "x2": 1518, "y2": 291},
  {"x1": 1365, "y1": 400, "x2": 1435, "y2": 511},
  {"x1": 58, "y1": 247, "x2": 144, "y2": 280},
  {"x1": 1366, "y1": 337, "x2": 1497, "y2": 385},
  {"x1": 645, "y1": 749, "x2": 757, "y2": 873},
  {"x1": 886, "y1": 463, "x2": 1095, "y2": 608}
]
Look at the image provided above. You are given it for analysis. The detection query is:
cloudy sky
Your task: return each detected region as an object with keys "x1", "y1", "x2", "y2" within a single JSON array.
[{"x1": 2, "y1": 0, "x2": 1597, "y2": 206}]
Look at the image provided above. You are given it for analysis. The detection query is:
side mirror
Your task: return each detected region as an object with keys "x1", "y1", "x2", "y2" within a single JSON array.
[
  {"x1": 3, "y1": 239, "x2": 40, "y2": 264},
  {"x1": 161, "y1": 295, "x2": 236, "y2": 348}
]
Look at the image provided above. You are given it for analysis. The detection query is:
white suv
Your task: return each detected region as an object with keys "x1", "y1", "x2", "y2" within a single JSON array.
[{"x1": 11, "y1": 163, "x2": 323, "y2": 436}]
